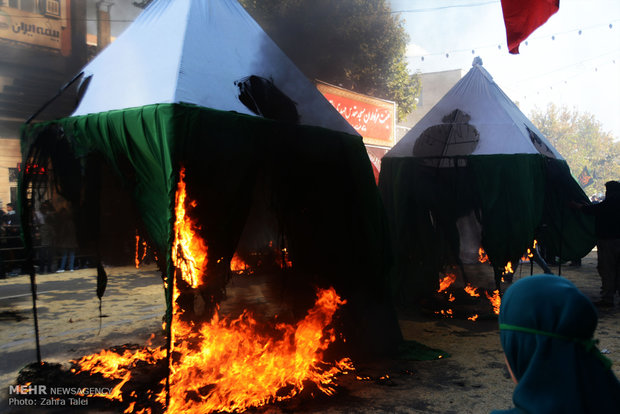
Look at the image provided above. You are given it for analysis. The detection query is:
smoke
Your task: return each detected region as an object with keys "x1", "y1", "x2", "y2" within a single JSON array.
[{"x1": 243, "y1": 0, "x2": 406, "y2": 94}]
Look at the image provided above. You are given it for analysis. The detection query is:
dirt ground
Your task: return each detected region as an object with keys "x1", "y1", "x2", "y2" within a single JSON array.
[{"x1": 1, "y1": 250, "x2": 618, "y2": 413}]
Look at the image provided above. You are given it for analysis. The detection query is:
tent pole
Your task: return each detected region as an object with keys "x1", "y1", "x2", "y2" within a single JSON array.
[
  {"x1": 19, "y1": 135, "x2": 42, "y2": 364},
  {"x1": 28, "y1": 269, "x2": 42, "y2": 364},
  {"x1": 25, "y1": 72, "x2": 83, "y2": 125},
  {"x1": 165, "y1": 268, "x2": 173, "y2": 410},
  {"x1": 557, "y1": 207, "x2": 565, "y2": 276}
]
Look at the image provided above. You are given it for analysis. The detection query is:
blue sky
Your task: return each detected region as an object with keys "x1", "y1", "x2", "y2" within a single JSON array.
[{"x1": 389, "y1": 0, "x2": 620, "y2": 139}]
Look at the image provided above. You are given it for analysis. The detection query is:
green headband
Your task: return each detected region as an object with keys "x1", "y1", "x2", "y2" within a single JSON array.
[{"x1": 499, "y1": 323, "x2": 612, "y2": 370}]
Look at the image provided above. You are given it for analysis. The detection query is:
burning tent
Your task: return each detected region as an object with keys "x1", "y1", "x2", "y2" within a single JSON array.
[
  {"x1": 18, "y1": 0, "x2": 402, "y2": 410},
  {"x1": 379, "y1": 57, "x2": 595, "y2": 304}
]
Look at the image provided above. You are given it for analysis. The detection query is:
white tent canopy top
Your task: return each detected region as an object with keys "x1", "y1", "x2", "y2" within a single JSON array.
[
  {"x1": 386, "y1": 57, "x2": 562, "y2": 159},
  {"x1": 72, "y1": 0, "x2": 356, "y2": 135}
]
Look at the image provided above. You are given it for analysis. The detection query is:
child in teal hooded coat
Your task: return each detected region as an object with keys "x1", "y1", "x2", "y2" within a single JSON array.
[{"x1": 492, "y1": 275, "x2": 620, "y2": 413}]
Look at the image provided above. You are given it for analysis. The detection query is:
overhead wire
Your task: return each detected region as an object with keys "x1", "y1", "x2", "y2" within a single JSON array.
[
  {"x1": 390, "y1": 1, "x2": 499, "y2": 14},
  {"x1": 411, "y1": 19, "x2": 618, "y2": 59}
]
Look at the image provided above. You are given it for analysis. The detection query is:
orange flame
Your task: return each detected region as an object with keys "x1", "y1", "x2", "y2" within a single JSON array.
[
  {"x1": 522, "y1": 239, "x2": 538, "y2": 262},
  {"x1": 165, "y1": 174, "x2": 352, "y2": 412},
  {"x1": 135, "y1": 233, "x2": 140, "y2": 269},
  {"x1": 142, "y1": 240, "x2": 148, "y2": 262},
  {"x1": 74, "y1": 167, "x2": 352, "y2": 413},
  {"x1": 135, "y1": 233, "x2": 151, "y2": 269},
  {"x1": 160, "y1": 287, "x2": 352, "y2": 413},
  {"x1": 464, "y1": 284, "x2": 480, "y2": 297},
  {"x1": 485, "y1": 290, "x2": 501, "y2": 315},
  {"x1": 478, "y1": 247, "x2": 489, "y2": 263},
  {"x1": 468, "y1": 314, "x2": 479, "y2": 321},
  {"x1": 503, "y1": 262, "x2": 513, "y2": 275},
  {"x1": 438, "y1": 273, "x2": 456, "y2": 293},
  {"x1": 448, "y1": 293, "x2": 456, "y2": 302},
  {"x1": 172, "y1": 168, "x2": 208, "y2": 288},
  {"x1": 435, "y1": 309, "x2": 454, "y2": 318},
  {"x1": 73, "y1": 346, "x2": 166, "y2": 403},
  {"x1": 276, "y1": 247, "x2": 293, "y2": 269},
  {"x1": 74, "y1": 288, "x2": 351, "y2": 412},
  {"x1": 229, "y1": 252, "x2": 250, "y2": 273}
]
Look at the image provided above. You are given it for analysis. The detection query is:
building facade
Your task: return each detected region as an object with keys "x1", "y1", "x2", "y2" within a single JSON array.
[
  {"x1": 0, "y1": 0, "x2": 87, "y2": 209},
  {"x1": 317, "y1": 70, "x2": 466, "y2": 181},
  {"x1": 396, "y1": 69, "x2": 465, "y2": 142},
  {"x1": 316, "y1": 81, "x2": 397, "y2": 182}
]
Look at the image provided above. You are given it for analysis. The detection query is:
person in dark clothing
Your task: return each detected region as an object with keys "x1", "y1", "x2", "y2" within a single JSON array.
[
  {"x1": 2, "y1": 203, "x2": 22, "y2": 275},
  {"x1": 36, "y1": 201, "x2": 56, "y2": 274},
  {"x1": 573, "y1": 180, "x2": 620, "y2": 307},
  {"x1": 2, "y1": 202, "x2": 20, "y2": 233},
  {"x1": 54, "y1": 206, "x2": 77, "y2": 272},
  {"x1": 492, "y1": 275, "x2": 620, "y2": 414}
]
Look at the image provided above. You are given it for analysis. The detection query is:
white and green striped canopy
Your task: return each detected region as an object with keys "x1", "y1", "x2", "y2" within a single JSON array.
[
  {"x1": 73, "y1": 0, "x2": 355, "y2": 135},
  {"x1": 386, "y1": 58, "x2": 562, "y2": 159},
  {"x1": 379, "y1": 59, "x2": 594, "y2": 302}
]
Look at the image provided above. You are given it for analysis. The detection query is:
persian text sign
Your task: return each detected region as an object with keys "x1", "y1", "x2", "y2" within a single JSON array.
[
  {"x1": 0, "y1": 6, "x2": 61, "y2": 50},
  {"x1": 317, "y1": 82, "x2": 395, "y2": 147}
]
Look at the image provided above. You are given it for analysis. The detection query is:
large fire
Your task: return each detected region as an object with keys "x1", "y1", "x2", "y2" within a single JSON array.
[
  {"x1": 159, "y1": 287, "x2": 352, "y2": 413},
  {"x1": 73, "y1": 167, "x2": 352, "y2": 413}
]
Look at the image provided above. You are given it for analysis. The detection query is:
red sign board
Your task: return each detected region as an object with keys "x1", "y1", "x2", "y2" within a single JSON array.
[
  {"x1": 366, "y1": 147, "x2": 388, "y2": 184},
  {"x1": 317, "y1": 82, "x2": 395, "y2": 147}
]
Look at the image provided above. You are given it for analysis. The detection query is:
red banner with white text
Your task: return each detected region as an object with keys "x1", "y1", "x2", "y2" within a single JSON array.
[{"x1": 317, "y1": 82, "x2": 395, "y2": 147}]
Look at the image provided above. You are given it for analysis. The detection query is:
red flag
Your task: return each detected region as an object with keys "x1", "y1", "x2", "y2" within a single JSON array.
[{"x1": 501, "y1": 0, "x2": 559, "y2": 54}]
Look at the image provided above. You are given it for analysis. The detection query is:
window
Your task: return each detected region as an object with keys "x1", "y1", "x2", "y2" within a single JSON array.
[
  {"x1": 8, "y1": 0, "x2": 37, "y2": 13},
  {"x1": 8, "y1": 168, "x2": 18, "y2": 183}
]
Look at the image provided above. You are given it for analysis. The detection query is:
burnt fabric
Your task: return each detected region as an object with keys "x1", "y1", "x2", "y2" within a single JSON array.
[
  {"x1": 379, "y1": 60, "x2": 595, "y2": 306},
  {"x1": 492, "y1": 275, "x2": 620, "y2": 414},
  {"x1": 21, "y1": 102, "x2": 401, "y2": 356},
  {"x1": 537, "y1": 159, "x2": 596, "y2": 261},
  {"x1": 500, "y1": 0, "x2": 559, "y2": 54},
  {"x1": 379, "y1": 155, "x2": 595, "y2": 304}
]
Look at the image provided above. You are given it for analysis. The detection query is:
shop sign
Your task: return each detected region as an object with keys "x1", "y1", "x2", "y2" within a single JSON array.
[
  {"x1": 317, "y1": 82, "x2": 395, "y2": 147},
  {"x1": 0, "y1": 6, "x2": 61, "y2": 50}
]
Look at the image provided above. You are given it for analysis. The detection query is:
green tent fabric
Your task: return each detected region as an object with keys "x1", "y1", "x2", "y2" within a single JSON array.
[
  {"x1": 468, "y1": 154, "x2": 545, "y2": 268},
  {"x1": 380, "y1": 154, "x2": 595, "y2": 303},
  {"x1": 17, "y1": 0, "x2": 408, "y2": 361},
  {"x1": 379, "y1": 59, "x2": 595, "y2": 304},
  {"x1": 20, "y1": 103, "x2": 402, "y2": 356}
]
